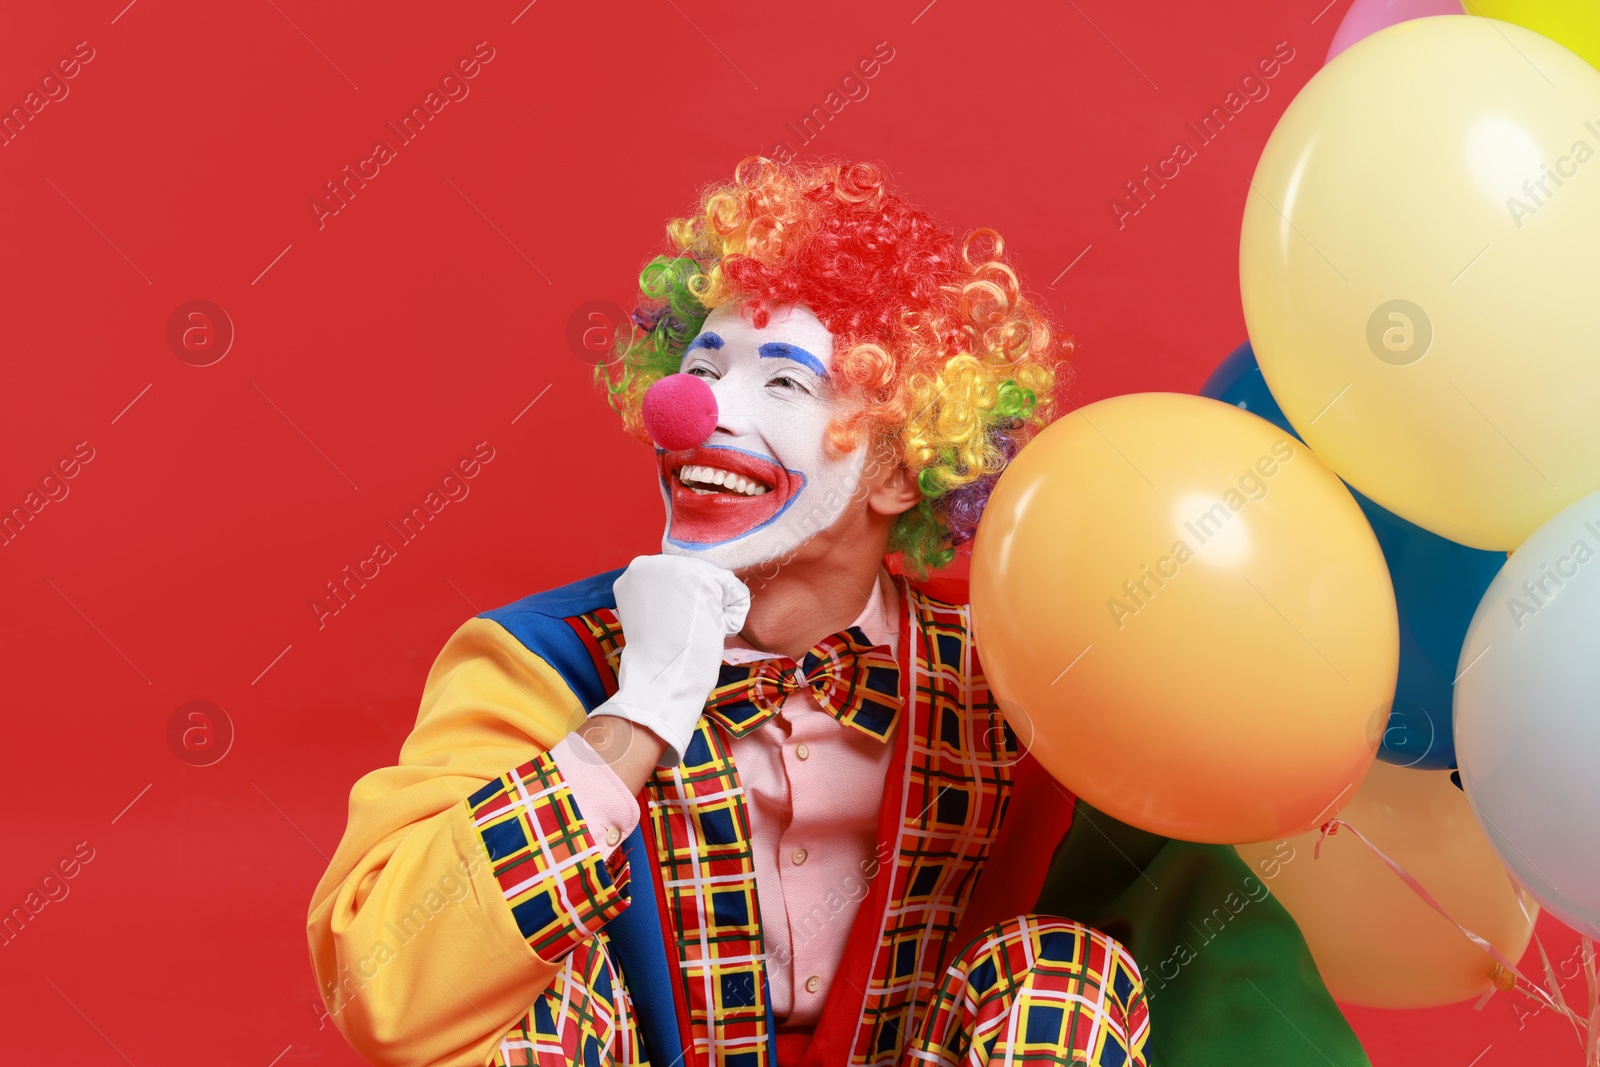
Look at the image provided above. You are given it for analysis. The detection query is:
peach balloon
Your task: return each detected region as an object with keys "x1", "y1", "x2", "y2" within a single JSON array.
[
  {"x1": 970, "y1": 392, "x2": 1398, "y2": 843},
  {"x1": 1236, "y1": 761, "x2": 1538, "y2": 1008}
]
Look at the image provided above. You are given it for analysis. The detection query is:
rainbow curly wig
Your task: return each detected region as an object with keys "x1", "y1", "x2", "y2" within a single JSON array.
[{"x1": 598, "y1": 158, "x2": 1067, "y2": 575}]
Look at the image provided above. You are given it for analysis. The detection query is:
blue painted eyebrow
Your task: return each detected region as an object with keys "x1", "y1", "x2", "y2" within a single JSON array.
[
  {"x1": 686, "y1": 332, "x2": 723, "y2": 352},
  {"x1": 758, "y1": 342, "x2": 827, "y2": 378}
]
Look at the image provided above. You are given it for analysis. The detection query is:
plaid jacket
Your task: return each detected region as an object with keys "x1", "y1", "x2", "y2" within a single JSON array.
[{"x1": 464, "y1": 568, "x2": 1073, "y2": 1067}]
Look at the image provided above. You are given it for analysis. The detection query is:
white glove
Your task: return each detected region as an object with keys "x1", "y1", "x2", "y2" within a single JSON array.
[{"x1": 600, "y1": 554, "x2": 750, "y2": 767}]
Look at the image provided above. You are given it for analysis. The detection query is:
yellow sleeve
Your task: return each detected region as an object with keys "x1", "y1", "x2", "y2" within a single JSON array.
[{"x1": 306, "y1": 616, "x2": 625, "y2": 1067}]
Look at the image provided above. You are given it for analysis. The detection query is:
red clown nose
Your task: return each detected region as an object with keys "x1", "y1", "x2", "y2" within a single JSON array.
[{"x1": 642, "y1": 373, "x2": 719, "y2": 451}]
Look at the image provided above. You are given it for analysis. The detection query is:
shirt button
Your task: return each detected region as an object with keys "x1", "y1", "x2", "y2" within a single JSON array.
[
  {"x1": 795, "y1": 742, "x2": 810, "y2": 761},
  {"x1": 605, "y1": 827, "x2": 621, "y2": 847},
  {"x1": 791, "y1": 847, "x2": 808, "y2": 866},
  {"x1": 804, "y1": 975, "x2": 821, "y2": 994}
]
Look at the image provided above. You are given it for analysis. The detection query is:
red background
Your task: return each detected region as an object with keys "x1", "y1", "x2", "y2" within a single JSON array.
[{"x1": 0, "y1": 0, "x2": 1585, "y2": 1063}]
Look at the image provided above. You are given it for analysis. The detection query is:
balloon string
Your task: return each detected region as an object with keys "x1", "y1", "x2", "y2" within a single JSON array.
[
  {"x1": 1533, "y1": 933, "x2": 1589, "y2": 1047},
  {"x1": 1585, "y1": 938, "x2": 1599, "y2": 1066},
  {"x1": 1316, "y1": 819, "x2": 1589, "y2": 1033}
]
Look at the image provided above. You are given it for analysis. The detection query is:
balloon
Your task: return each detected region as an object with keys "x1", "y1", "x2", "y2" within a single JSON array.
[
  {"x1": 1469, "y1": 0, "x2": 1600, "y2": 69},
  {"x1": 1236, "y1": 761, "x2": 1538, "y2": 1008},
  {"x1": 971, "y1": 392, "x2": 1397, "y2": 844},
  {"x1": 1455, "y1": 488, "x2": 1600, "y2": 939},
  {"x1": 1327, "y1": 0, "x2": 1465, "y2": 63},
  {"x1": 1240, "y1": 16, "x2": 1600, "y2": 551},
  {"x1": 1201, "y1": 342, "x2": 1505, "y2": 768}
]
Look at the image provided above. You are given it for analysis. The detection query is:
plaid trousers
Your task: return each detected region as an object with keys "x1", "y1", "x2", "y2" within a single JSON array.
[
  {"x1": 487, "y1": 910, "x2": 1147, "y2": 1067},
  {"x1": 907, "y1": 915, "x2": 1150, "y2": 1067}
]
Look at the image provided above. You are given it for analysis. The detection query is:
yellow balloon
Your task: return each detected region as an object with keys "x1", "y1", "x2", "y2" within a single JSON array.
[
  {"x1": 971, "y1": 393, "x2": 1397, "y2": 844},
  {"x1": 1468, "y1": 0, "x2": 1600, "y2": 69},
  {"x1": 1240, "y1": 16, "x2": 1600, "y2": 550},
  {"x1": 1236, "y1": 761, "x2": 1539, "y2": 1008}
]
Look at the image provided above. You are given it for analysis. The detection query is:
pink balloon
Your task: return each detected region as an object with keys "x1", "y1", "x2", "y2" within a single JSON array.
[
  {"x1": 642, "y1": 372, "x2": 719, "y2": 451},
  {"x1": 1325, "y1": 0, "x2": 1464, "y2": 63}
]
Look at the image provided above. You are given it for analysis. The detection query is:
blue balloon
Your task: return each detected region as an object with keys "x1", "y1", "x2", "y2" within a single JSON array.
[{"x1": 1200, "y1": 342, "x2": 1504, "y2": 769}]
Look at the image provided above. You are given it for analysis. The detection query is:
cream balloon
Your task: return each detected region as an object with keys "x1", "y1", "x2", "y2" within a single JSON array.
[
  {"x1": 1237, "y1": 761, "x2": 1538, "y2": 1009},
  {"x1": 1241, "y1": 16, "x2": 1600, "y2": 550}
]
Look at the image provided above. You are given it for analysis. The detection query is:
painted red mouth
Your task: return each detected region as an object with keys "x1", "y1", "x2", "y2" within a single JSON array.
[{"x1": 659, "y1": 445, "x2": 803, "y2": 547}]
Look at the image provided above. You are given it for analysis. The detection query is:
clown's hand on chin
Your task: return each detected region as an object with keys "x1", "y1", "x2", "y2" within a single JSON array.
[{"x1": 588, "y1": 554, "x2": 750, "y2": 772}]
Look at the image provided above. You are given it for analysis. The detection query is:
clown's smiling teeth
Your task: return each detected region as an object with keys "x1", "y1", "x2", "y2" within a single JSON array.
[{"x1": 677, "y1": 464, "x2": 772, "y2": 496}]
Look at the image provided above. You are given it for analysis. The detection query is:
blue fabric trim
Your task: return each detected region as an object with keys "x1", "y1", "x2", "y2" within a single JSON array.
[
  {"x1": 609, "y1": 824, "x2": 681, "y2": 1065},
  {"x1": 478, "y1": 568, "x2": 623, "y2": 710},
  {"x1": 478, "y1": 567, "x2": 684, "y2": 1064},
  {"x1": 764, "y1": 982, "x2": 778, "y2": 1063}
]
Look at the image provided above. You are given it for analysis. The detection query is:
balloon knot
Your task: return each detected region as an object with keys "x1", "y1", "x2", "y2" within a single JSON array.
[{"x1": 1313, "y1": 819, "x2": 1340, "y2": 861}]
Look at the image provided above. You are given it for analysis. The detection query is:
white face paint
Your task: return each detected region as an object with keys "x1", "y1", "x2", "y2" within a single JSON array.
[{"x1": 656, "y1": 302, "x2": 867, "y2": 572}]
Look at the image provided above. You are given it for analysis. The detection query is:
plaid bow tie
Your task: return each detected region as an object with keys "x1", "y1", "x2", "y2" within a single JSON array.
[{"x1": 704, "y1": 626, "x2": 902, "y2": 742}]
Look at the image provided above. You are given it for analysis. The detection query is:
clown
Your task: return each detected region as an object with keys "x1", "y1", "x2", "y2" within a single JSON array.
[{"x1": 308, "y1": 160, "x2": 1371, "y2": 1067}]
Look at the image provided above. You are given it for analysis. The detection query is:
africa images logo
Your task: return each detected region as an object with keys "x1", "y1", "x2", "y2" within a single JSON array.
[
  {"x1": 1106, "y1": 440, "x2": 1298, "y2": 629},
  {"x1": 307, "y1": 42, "x2": 497, "y2": 229}
]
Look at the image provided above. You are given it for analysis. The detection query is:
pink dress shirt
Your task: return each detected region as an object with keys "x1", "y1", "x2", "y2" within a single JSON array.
[{"x1": 551, "y1": 570, "x2": 900, "y2": 1025}]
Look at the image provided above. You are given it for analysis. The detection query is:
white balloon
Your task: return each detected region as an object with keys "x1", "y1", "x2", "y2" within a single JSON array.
[{"x1": 1455, "y1": 489, "x2": 1600, "y2": 938}]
